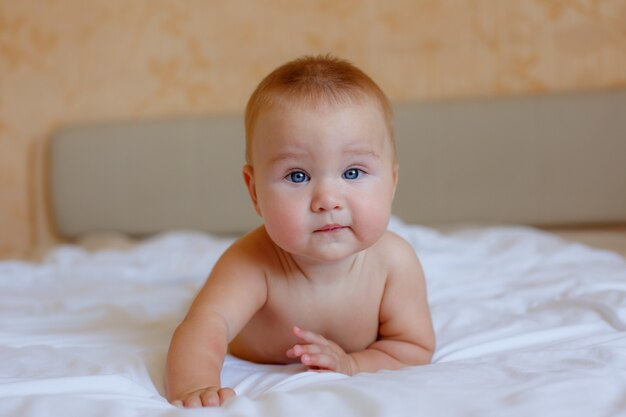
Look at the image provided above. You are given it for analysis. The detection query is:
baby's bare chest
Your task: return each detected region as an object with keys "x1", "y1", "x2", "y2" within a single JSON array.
[{"x1": 229, "y1": 272, "x2": 387, "y2": 363}]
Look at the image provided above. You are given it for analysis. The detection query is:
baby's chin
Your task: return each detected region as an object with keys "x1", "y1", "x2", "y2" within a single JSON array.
[
  {"x1": 287, "y1": 240, "x2": 373, "y2": 264},
  {"x1": 266, "y1": 226, "x2": 382, "y2": 264}
]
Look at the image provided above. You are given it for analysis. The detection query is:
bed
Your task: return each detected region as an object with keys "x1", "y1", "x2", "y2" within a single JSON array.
[{"x1": 2, "y1": 90, "x2": 626, "y2": 416}]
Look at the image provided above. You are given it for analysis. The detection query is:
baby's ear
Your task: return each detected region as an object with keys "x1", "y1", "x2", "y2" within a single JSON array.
[{"x1": 242, "y1": 164, "x2": 262, "y2": 216}]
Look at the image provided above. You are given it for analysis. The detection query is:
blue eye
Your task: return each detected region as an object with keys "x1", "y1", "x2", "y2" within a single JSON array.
[
  {"x1": 287, "y1": 171, "x2": 309, "y2": 183},
  {"x1": 342, "y1": 168, "x2": 362, "y2": 180}
]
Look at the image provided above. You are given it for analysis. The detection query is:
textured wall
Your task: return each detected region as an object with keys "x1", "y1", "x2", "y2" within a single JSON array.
[{"x1": 1, "y1": 0, "x2": 625, "y2": 258}]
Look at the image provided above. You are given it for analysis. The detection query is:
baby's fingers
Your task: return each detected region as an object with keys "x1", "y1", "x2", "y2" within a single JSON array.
[
  {"x1": 287, "y1": 343, "x2": 323, "y2": 359},
  {"x1": 217, "y1": 387, "x2": 236, "y2": 404},
  {"x1": 174, "y1": 392, "x2": 205, "y2": 408},
  {"x1": 293, "y1": 326, "x2": 329, "y2": 346},
  {"x1": 199, "y1": 389, "x2": 221, "y2": 407},
  {"x1": 301, "y1": 352, "x2": 337, "y2": 370},
  {"x1": 173, "y1": 387, "x2": 236, "y2": 408}
]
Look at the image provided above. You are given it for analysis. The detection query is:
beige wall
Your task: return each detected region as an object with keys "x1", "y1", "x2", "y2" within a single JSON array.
[{"x1": 1, "y1": 0, "x2": 625, "y2": 258}]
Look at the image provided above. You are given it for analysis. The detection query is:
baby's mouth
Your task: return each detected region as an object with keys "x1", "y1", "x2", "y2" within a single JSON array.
[{"x1": 314, "y1": 224, "x2": 348, "y2": 233}]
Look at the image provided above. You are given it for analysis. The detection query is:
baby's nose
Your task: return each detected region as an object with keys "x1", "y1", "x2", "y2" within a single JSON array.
[{"x1": 311, "y1": 183, "x2": 342, "y2": 212}]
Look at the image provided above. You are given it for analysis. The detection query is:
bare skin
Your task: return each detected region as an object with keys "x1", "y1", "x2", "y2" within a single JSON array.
[
  {"x1": 166, "y1": 99, "x2": 435, "y2": 407},
  {"x1": 166, "y1": 227, "x2": 434, "y2": 407}
]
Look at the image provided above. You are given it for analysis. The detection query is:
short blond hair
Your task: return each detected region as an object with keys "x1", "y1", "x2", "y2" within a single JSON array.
[{"x1": 244, "y1": 54, "x2": 394, "y2": 164}]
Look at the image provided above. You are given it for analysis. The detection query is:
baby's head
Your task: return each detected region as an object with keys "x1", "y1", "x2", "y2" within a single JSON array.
[
  {"x1": 245, "y1": 54, "x2": 395, "y2": 165},
  {"x1": 243, "y1": 55, "x2": 398, "y2": 262}
]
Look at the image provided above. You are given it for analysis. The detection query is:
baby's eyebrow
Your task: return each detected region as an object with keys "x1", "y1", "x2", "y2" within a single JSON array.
[
  {"x1": 267, "y1": 146, "x2": 381, "y2": 165},
  {"x1": 344, "y1": 147, "x2": 381, "y2": 159},
  {"x1": 268, "y1": 151, "x2": 307, "y2": 165}
]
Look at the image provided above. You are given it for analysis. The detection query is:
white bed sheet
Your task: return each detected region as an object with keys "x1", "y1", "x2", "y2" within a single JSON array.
[{"x1": 1, "y1": 218, "x2": 626, "y2": 417}]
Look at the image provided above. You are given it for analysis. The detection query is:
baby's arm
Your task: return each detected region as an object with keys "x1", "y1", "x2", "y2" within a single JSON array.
[
  {"x1": 167, "y1": 313, "x2": 234, "y2": 407},
  {"x1": 166, "y1": 239, "x2": 268, "y2": 407},
  {"x1": 352, "y1": 234, "x2": 435, "y2": 372},
  {"x1": 288, "y1": 233, "x2": 435, "y2": 374}
]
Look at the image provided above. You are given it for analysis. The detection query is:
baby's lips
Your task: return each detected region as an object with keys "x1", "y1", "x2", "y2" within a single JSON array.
[{"x1": 314, "y1": 224, "x2": 347, "y2": 232}]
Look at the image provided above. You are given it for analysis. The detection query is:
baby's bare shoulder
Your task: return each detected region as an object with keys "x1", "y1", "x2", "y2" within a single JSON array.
[
  {"x1": 206, "y1": 226, "x2": 278, "y2": 287},
  {"x1": 219, "y1": 226, "x2": 275, "y2": 265},
  {"x1": 374, "y1": 231, "x2": 419, "y2": 266}
]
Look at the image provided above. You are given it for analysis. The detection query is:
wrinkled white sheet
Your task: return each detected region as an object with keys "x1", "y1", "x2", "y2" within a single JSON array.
[{"x1": 1, "y1": 218, "x2": 626, "y2": 417}]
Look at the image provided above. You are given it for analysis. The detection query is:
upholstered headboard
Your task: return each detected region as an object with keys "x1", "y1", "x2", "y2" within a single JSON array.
[{"x1": 49, "y1": 90, "x2": 626, "y2": 238}]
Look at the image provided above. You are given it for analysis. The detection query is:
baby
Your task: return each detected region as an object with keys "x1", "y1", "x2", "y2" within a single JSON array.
[{"x1": 166, "y1": 55, "x2": 435, "y2": 408}]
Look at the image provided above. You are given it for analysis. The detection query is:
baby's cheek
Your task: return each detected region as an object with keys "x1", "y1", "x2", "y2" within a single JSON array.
[
  {"x1": 264, "y1": 209, "x2": 304, "y2": 248},
  {"x1": 354, "y1": 203, "x2": 390, "y2": 243}
]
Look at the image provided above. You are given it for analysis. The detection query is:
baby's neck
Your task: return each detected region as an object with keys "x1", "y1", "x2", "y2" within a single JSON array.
[{"x1": 282, "y1": 248, "x2": 365, "y2": 285}]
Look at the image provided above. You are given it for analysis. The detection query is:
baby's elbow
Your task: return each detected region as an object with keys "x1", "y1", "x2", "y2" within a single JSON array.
[
  {"x1": 386, "y1": 339, "x2": 435, "y2": 368},
  {"x1": 421, "y1": 344, "x2": 435, "y2": 365},
  {"x1": 409, "y1": 344, "x2": 434, "y2": 366},
  {"x1": 406, "y1": 335, "x2": 435, "y2": 366}
]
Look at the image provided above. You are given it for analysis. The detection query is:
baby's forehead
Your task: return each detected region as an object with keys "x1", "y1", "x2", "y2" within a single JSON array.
[
  {"x1": 247, "y1": 94, "x2": 396, "y2": 164},
  {"x1": 262, "y1": 100, "x2": 388, "y2": 137},
  {"x1": 257, "y1": 116, "x2": 394, "y2": 169},
  {"x1": 260, "y1": 96, "x2": 389, "y2": 133}
]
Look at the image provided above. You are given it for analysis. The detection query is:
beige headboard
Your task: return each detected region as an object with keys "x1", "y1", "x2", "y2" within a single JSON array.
[{"x1": 49, "y1": 90, "x2": 626, "y2": 238}]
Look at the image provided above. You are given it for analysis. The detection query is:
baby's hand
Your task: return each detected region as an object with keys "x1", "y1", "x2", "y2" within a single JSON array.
[
  {"x1": 286, "y1": 326, "x2": 356, "y2": 375},
  {"x1": 171, "y1": 386, "x2": 236, "y2": 408}
]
